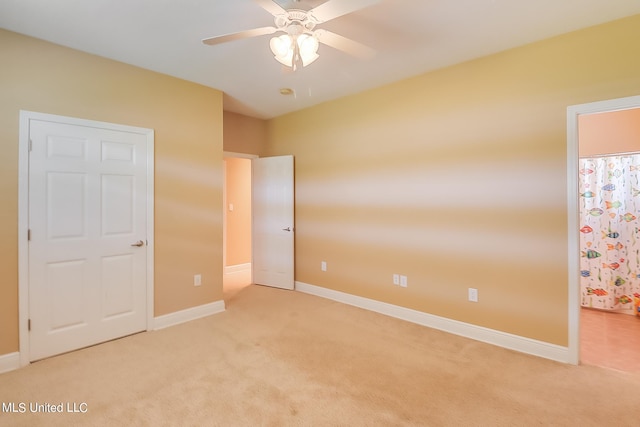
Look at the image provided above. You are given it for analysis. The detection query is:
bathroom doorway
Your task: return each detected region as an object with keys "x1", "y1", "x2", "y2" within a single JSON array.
[{"x1": 568, "y1": 96, "x2": 640, "y2": 372}]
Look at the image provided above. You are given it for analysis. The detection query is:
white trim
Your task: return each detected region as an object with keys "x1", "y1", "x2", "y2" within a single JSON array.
[
  {"x1": 17, "y1": 110, "x2": 155, "y2": 367},
  {"x1": 296, "y1": 281, "x2": 570, "y2": 363},
  {"x1": 145, "y1": 128, "x2": 155, "y2": 332},
  {"x1": 0, "y1": 352, "x2": 20, "y2": 374},
  {"x1": 566, "y1": 103, "x2": 580, "y2": 366},
  {"x1": 224, "y1": 263, "x2": 252, "y2": 275},
  {"x1": 153, "y1": 300, "x2": 226, "y2": 330},
  {"x1": 223, "y1": 151, "x2": 259, "y2": 159},
  {"x1": 223, "y1": 158, "x2": 227, "y2": 269},
  {"x1": 18, "y1": 112, "x2": 30, "y2": 368},
  {"x1": 566, "y1": 94, "x2": 640, "y2": 366}
]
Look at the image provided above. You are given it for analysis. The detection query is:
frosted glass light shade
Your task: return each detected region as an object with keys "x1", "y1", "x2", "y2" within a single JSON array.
[
  {"x1": 270, "y1": 33, "x2": 319, "y2": 68},
  {"x1": 270, "y1": 35, "x2": 292, "y2": 58},
  {"x1": 297, "y1": 34, "x2": 319, "y2": 66}
]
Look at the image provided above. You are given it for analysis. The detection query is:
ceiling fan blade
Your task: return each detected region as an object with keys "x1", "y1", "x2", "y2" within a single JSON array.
[
  {"x1": 202, "y1": 26, "x2": 278, "y2": 46},
  {"x1": 254, "y1": 0, "x2": 287, "y2": 17},
  {"x1": 309, "y1": 0, "x2": 380, "y2": 23},
  {"x1": 315, "y1": 29, "x2": 376, "y2": 60}
]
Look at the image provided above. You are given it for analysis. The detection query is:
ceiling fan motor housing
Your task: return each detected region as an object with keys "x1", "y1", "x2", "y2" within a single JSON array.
[{"x1": 274, "y1": 9, "x2": 317, "y2": 34}]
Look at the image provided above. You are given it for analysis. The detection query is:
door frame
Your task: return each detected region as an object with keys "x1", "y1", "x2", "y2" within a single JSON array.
[
  {"x1": 17, "y1": 110, "x2": 155, "y2": 367},
  {"x1": 566, "y1": 94, "x2": 640, "y2": 365}
]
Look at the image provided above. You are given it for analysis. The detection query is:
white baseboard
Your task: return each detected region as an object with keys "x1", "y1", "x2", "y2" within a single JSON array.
[
  {"x1": 153, "y1": 300, "x2": 226, "y2": 331},
  {"x1": 295, "y1": 281, "x2": 570, "y2": 364},
  {"x1": 224, "y1": 263, "x2": 251, "y2": 275},
  {"x1": 1, "y1": 302, "x2": 227, "y2": 374},
  {"x1": 0, "y1": 352, "x2": 20, "y2": 374}
]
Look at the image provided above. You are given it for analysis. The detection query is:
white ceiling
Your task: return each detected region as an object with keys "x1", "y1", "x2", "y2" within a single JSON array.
[{"x1": 1, "y1": 0, "x2": 640, "y2": 119}]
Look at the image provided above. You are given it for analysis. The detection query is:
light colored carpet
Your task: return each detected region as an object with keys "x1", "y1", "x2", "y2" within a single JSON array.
[{"x1": 1, "y1": 278, "x2": 639, "y2": 426}]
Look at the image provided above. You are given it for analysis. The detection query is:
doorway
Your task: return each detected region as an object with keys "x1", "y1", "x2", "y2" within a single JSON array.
[
  {"x1": 567, "y1": 95, "x2": 640, "y2": 371},
  {"x1": 222, "y1": 153, "x2": 296, "y2": 299},
  {"x1": 223, "y1": 153, "x2": 256, "y2": 302}
]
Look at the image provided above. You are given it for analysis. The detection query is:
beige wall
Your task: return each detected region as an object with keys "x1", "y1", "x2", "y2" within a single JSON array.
[
  {"x1": 3, "y1": 13, "x2": 639, "y2": 358},
  {"x1": 579, "y1": 107, "x2": 640, "y2": 156},
  {"x1": 222, "y1": 112, "x2": 266, "y2": 269},
  {"x1": 266, "y1": 14, "x2": 640, "y2": 346},
  {"x1": 224, "y1": 158, "x2": 252, "y2": 266},
  {"x1": 0, "y1": 30, "x2": 224, "y2": 356},
  {"x1": 223, "y1": 111, "x2": 268, "y2": 155}
]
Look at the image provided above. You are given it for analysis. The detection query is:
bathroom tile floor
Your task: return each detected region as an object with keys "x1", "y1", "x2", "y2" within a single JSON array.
[{"x1": 580, "y1": 307, "x2": 640, "y2": 373}]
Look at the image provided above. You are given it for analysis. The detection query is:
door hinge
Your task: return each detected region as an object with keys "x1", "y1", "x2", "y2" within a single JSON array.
[
  {"x1": 29, "y1": 139, "x2": 33, "y2": 152},
  {"x1": 28, "y1": 229, "x2": 31, "y2": 241},
  {"x1": 28, "y1": 319, "x2": 31, "y2": 331}
]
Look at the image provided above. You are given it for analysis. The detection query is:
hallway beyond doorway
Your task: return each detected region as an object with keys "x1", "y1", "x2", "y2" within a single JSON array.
[{"x1": 223, "y1": 268, "x2": 252, "y2": 306}]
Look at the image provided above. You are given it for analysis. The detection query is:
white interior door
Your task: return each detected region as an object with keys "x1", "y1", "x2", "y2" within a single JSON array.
[
  {"x1": 28, "y1": 118, "x2": 149, "y2": 361},
  {"x1": 252, "y1": 155, "x2": 295, "y2": 290}
]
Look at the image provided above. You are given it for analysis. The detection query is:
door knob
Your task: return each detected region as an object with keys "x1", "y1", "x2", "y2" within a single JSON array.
[
  {"x1": 131, "y1": 240, "x2": 145, "y2": 247},
  {"x1": 282, "y1": 227, "x2": 291, "y2": 232}
]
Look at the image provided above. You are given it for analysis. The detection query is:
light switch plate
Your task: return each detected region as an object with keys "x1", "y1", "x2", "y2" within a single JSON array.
[{"x1": 400, "y1": 275, "x2": 408, "y2": 288}]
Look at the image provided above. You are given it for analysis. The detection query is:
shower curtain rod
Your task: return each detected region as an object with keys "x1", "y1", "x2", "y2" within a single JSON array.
[{"x1": 580, "y1": 150, "x2": 640, "y2": 159}]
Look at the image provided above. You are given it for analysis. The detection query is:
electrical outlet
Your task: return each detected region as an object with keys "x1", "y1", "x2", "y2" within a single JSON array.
[
  {"x1": 194, "y1": 274, "x2": 202, "y2": 287},
  {"x1": 321, "y1": 261, "x2": 327, "y2": 271},
  {"x1": 400, "y1": 275, "x2": 408, "y2": 288},
  {"x1": 393, "y1": 274, "x2": 400, "y2": 285},
  {"x1": 468, "y1": 287, "x2": 478, "y2": 302}
]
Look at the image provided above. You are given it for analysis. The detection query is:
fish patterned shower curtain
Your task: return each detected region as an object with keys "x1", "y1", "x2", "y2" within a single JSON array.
[{"x1": 579, "y1": 154, "x2": 640, "y2": 313}]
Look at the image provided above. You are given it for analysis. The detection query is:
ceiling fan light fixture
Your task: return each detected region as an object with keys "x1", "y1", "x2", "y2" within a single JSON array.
[
  {"x1": 202, "y1": 0, "x2": 379, "y2": 71},
  {"x1": 270, "y1": 33, "x2": 319, "y2": 69}
]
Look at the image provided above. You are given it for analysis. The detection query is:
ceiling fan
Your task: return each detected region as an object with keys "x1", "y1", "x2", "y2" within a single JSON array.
[{"x1": 202, "y1": 0, "x2": 379, "y2": 71}]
